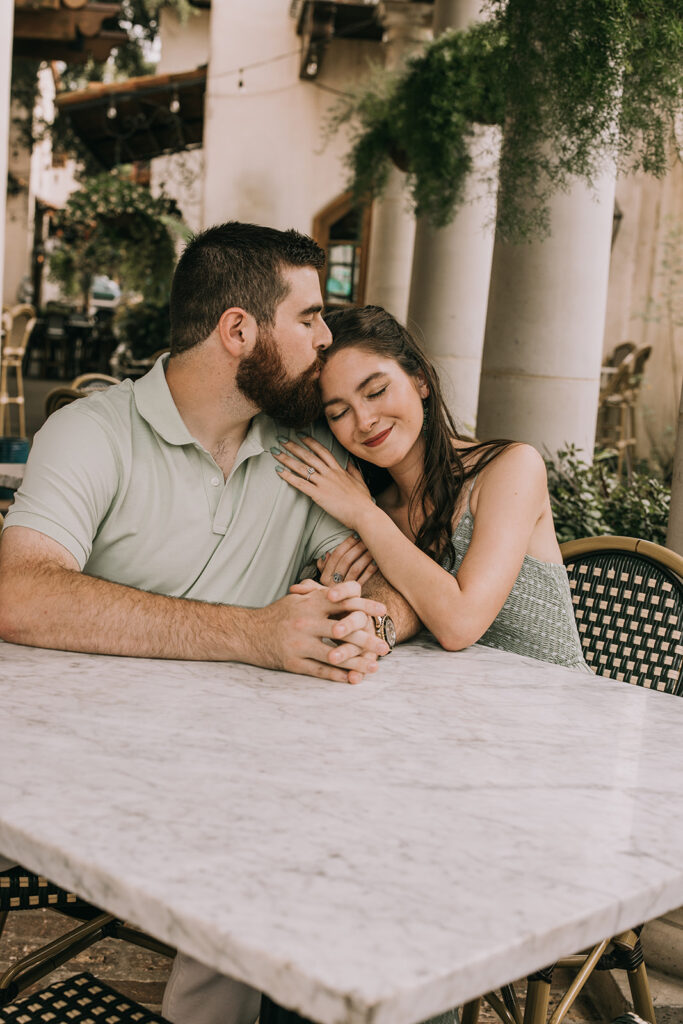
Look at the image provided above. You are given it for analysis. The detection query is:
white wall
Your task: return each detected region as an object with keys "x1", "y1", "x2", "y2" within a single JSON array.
[
  {"x1": 202, "y1": 0, "x2": 380, "y2": 233},
  {"x1": 150, "y1": 7, "x2": 211, "y2": 233}
]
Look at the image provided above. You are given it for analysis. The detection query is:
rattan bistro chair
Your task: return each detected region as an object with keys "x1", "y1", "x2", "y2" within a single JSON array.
[
  {"x1": 0, "y1": 972, "x2": 172, "y2": 1023},
  {"x1": 0, "y1": 864, "x2": 174, "y2": 1009},
  {"x1": 563, "y1": 535, "x2": 683, "y2": 694},
  {"x1": 461, "y1": 537, "x2": 683, "y2": 1024}
]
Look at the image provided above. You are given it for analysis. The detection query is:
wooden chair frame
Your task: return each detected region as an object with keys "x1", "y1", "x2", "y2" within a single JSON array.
[{"x1": 0, "y1": 304, "x2": 37, "y2": 438}]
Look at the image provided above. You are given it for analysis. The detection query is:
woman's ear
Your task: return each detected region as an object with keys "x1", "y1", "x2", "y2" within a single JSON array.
[
  {"x1": 416, "y1": 373, "x2": 430, "y2": 399},
  {"x1": 218, "y1": 308, "x2": 254, "y2": 358}
]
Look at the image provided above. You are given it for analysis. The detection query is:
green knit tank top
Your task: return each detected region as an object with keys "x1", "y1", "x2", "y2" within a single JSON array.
[{"x1": 447, "y1": 480, "x2": 591, "y2": 671}]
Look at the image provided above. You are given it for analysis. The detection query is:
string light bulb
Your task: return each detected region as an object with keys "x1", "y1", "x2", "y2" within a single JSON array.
[
  {"x1": 106, "y1": 101, "x2": 117, "y2": 120},
  {"x1": 169, "y1": 91, "x2": 180, "y2": 114}
]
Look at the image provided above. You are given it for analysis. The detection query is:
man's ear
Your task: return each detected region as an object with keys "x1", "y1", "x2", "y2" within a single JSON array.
[{"x1": 218, "y1": 307, "x2": 255, "y2": 357}]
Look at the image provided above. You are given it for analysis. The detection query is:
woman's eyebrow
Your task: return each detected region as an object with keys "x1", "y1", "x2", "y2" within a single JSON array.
[{"x1": 323, "y1": 372, "x2": 386, "y2": 408}]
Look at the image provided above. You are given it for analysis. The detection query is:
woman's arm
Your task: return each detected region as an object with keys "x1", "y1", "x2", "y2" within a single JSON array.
[{"x1": 274, "y1": 440, "x2": 549, "y2": 650}]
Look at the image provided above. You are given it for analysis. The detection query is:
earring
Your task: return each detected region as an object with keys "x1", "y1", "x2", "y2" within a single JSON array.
[{"x1": 422, "y1": 399, "x2": 429, "y2": 436}]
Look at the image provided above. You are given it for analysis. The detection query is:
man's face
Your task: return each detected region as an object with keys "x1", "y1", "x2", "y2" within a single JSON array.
[{"x1": 236, "y1": 266, "x2": 332, "y2": 428}]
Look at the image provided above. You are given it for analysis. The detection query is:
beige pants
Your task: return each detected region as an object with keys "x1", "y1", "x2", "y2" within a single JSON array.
[{"x1": 162, "y1": 951, "x2": 260, "y2": 1024}]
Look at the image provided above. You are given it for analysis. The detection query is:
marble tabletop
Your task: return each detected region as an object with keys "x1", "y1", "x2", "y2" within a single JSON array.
[
  {"x1": 0, "y1": 462, "x2": 24, "y2": 490},
  {"x1": 2, "y1": 636, "x2": 683, "y2": 1024}
]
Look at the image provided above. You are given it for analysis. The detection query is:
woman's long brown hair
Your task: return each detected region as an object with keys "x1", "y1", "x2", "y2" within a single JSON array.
[{"x1": 322, "y1": 305, "x2": 513, "y2": 570}]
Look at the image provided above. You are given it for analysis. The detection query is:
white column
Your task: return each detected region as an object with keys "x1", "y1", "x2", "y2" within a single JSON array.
[
  {"x1": 0, "y1": 2, "x2": 15, "y2": 357},
  {"x1": 363, "y1": 1, "x2": 432, "y2": 321},
  {"x1": 666, "y1": 381, "x2": 683, "y2": 555},
  {"x1": 476, "y1": 170, "x2": 617, "y2": 458},
  {"x1": 406, "y1": 0, "x2": 499, "y2": 436}
]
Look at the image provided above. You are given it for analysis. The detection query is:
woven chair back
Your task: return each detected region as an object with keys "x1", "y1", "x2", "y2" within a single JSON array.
[
  {"x1": 562, "y1": 537, "x2": 683, "y2": 695},
  {"x1": 44, "y1": 387, "x2": 82, "y2": 419},
  {"x1": 4, "y1": 304, "x2": 36, "y2": 356}
]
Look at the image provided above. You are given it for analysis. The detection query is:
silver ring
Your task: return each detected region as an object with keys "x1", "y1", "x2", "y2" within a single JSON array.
[
  {"x1": 332, "y1": 572, "x2": 344, "y2": 584},
  {"x1": 306, "y1": 466, "x2": 316, "y2": 481}
]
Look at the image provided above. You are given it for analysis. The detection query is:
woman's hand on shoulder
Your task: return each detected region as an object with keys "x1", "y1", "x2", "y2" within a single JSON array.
[{"x1": 271, "y1": 434, "x2": 375, "y2": 530}]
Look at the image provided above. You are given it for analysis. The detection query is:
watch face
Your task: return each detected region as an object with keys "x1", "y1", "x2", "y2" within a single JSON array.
[{"x1": 384, "y1": 616, "x2": 397, "y2": 649}]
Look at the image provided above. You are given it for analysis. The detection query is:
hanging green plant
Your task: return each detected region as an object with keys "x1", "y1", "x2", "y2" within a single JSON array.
[
  {"x1": 332, "y1": 0, "x2": 683, "y2": 240},
  {"x1": 48, "y1": 171, "x2": 181, "y2": 309}
]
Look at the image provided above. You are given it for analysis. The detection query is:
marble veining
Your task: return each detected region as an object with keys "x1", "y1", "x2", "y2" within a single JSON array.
[{"x1": 2, "y1": 637, "x2": 683, "y2": 1024}]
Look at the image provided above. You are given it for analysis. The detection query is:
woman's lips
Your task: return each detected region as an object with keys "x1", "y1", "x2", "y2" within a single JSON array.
[{"x1": 363, "y1": 427, "x2": 393, "y2": 448}]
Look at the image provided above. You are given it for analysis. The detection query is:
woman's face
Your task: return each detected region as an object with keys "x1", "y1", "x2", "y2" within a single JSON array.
[{"x1": 320, "y1": 346, "x2": 428, "y2": 469}]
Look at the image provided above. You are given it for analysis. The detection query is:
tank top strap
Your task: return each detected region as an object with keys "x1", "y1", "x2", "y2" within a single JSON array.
[{"x1": 465, "y1": 472, "x2": 480, "y2": 515}]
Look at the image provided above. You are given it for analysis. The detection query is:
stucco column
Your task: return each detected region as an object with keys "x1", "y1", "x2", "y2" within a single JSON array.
[
  {"x1": 406, "y1": 0, "x2": 499, "y2": 436},
  {"x1": 0, "y1": 2, "x2": 15, "y2": 356},
  {"x1": 666, "y1": 381, "x2": 683, "y2": 554},
  {"x1": 363, "y1": 1, "x2": 432, "y2": 321},
  {"x1": 476, "y1": 169, "x2": 617, "y2": 458}
]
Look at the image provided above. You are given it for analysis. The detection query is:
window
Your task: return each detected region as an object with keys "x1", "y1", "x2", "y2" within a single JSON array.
[{"x1": 312, "y1": 193, "x2": 371, "y2": 308}]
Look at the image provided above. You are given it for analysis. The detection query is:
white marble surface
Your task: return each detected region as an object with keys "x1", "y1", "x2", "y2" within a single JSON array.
[
  {"x1": 2, "y1": 637, "x2": 683, "y2": 1024},
  {"x1": 0, "y1": 463, "x2": 24, "y2": 489}
]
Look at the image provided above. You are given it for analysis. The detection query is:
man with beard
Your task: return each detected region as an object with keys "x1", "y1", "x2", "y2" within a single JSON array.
[{"x1": 0, "y1": 222, "x2": 419, "y2": 1024}]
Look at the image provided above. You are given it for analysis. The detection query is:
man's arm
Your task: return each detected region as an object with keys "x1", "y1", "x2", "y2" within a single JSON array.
[
  {"x1": 361, "y1": 571, "x2": 423, "y2": 643},
  {"x1": 0, "y1": 526, "x2": 388, "y2": 684}
]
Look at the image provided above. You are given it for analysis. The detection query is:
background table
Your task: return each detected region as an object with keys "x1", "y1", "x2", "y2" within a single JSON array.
[
  {"x1": 2, "y1": 636, "x2": 683, "y2": 1024},
  {"x1": 0, "y1": 463, "x2": 24, "y2": 490}
]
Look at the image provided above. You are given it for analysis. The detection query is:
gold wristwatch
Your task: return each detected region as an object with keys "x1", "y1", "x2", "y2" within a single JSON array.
[{"x1": 373, "y1": 614, "x2": 396, "y2": 653}]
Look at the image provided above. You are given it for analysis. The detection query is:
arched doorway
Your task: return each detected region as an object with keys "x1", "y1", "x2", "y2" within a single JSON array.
[{"x1": 312, "y1": 192, "x2": 371, "y2": 308}]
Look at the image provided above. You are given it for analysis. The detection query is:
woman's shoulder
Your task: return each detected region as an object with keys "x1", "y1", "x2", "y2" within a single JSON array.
[
  {"x1": 469, "y1": 442, "x2": 548, "y2": 509},
  {"x1": 458, "y1": 440, "x2": 546, "y2": 477}
]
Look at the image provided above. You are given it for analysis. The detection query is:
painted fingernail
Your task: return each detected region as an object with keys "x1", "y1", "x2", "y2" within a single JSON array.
[
  {"x1": 277, "y1": 436, "x2": 289, "y2": 445},
  {"x1": 296, "y1": 431, "x2": 308, "y2": 438},
  {"x1": 275, "y1": 465, "x2": 284, "y2": 473},
  {"x1": 270, "y1": 446, "x2": 281, "y2": 455}
]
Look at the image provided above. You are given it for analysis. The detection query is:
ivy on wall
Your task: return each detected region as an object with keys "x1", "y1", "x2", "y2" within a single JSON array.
[{"x1": 333, "y1": 0, "x2": 683, "y2": 240}]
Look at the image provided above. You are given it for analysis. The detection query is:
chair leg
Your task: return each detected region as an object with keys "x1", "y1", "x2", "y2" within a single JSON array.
[
  {"x1": 627, "y1": 962, "x2": 656, "y2": 1024},
  {"x1": 15, "y1": 360, "x2": 25, "y2": 438},
  {"x1": 523, "y1": 974, "x2": 552, "y2": 1024},
  {"x1": 461, "y1": 997, "x2": 482, "y2": 1024},
  {"x1": 0, "y1": 359, "x2": 7, "y2": 435},
  {"x1": 0, "y1": 911, "x2": 8, "y2": 942}
]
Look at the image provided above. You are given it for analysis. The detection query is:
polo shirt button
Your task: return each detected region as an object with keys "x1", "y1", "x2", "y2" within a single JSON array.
[{"x1": 210, "y1": 476, "x2": 221, "y2": 486}]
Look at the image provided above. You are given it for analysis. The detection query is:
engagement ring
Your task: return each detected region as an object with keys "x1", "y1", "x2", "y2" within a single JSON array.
[
  {"x1": 332, "y1": 572, "x2": 344, "y2": 584},
  {"x1": 306, "y1": 466, "x2": 316, "y2": 481}
]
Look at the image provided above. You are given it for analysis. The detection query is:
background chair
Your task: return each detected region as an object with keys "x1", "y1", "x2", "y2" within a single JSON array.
[
  {"x1": 70, "y1": 373, "x2": 120, "y2": 393},
  {"x1": 0, "y1": 971, "x2": 171, "y2": 1022},
  {"x1": 0, "y1": 305, "x2": 37, "y2": 437},
  {"x1": 463, "y1": 536, "x2": 683, "y2": 1024},
  {"x1": 0, "y1": 863, "x2": 174, "y2": 1012}
]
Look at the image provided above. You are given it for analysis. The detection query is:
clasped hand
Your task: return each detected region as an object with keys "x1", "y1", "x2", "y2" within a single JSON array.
[{"x1": 267, "y1": 578, "x2": 388, "y2": 685}]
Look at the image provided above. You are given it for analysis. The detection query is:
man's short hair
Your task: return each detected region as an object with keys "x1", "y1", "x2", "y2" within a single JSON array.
[{"x1": 169, "y1": 221, "x2": 326, "y2": 355}]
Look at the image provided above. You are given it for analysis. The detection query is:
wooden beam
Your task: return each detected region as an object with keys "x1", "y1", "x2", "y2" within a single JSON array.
[{"x1": 14, "y1": 4, "x2": 121, "y2": 41}]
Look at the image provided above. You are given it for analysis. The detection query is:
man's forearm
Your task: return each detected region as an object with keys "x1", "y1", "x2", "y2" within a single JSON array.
[
  {"x1": 0, "y1": 559, "x2": 266, "y2": 663},
  {"x1": 362, "y1": 571, "x2": 422, "y2": 642}
]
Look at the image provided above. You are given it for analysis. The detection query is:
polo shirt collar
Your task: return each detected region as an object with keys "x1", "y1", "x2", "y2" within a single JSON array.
[
  {"x1": 134, "y1": 354, "x2": 193, "y2": 446},
  {"x1": 133, "y1": 353, "x2": 276, "y2": 456}
]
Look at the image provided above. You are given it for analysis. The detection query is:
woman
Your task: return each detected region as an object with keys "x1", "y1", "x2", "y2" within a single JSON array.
[{"x1": 272, "y1": 305, "x2": 588, "y2": 671}]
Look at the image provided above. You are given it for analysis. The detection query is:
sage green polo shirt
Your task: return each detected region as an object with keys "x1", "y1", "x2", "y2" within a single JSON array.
[{"x1": 5, "y1": 356, "x2": 351, "y2": 606}]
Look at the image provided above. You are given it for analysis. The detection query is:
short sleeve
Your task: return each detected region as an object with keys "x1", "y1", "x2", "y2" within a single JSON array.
[
  {"x1": 4, "y1": 404, "x2": 120, "y2": 569},
  {"x1": 300, "y1": 422, "x2": 353, "y2": 565}
]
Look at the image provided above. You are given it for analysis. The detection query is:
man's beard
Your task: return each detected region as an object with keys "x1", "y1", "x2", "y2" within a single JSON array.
[{"x1": 235, "y1": 326, "x2": 323, "y2": 428}]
